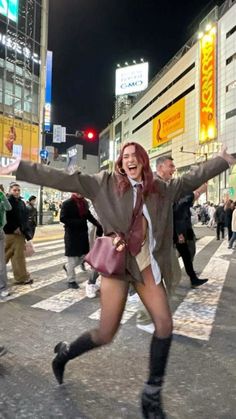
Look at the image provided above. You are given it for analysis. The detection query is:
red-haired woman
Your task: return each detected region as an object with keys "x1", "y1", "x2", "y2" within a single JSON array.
[{"x1": 0, "y1": 143, "x2": 234, "y2": 418}]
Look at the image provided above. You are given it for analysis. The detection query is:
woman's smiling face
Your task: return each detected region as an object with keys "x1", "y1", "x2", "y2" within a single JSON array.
[{"x1": 122, "y1": 144, "x2": 143, "y2": 182}]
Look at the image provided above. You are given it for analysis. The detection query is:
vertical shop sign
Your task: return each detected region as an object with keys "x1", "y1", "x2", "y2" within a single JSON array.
[{"x1": 199, "y1": 26, "x2": 217, "y2": 144}]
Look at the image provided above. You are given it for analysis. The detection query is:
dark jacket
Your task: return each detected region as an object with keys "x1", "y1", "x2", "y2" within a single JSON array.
[
  {"x1": 173, "y1": 193, "x2": 195, "y2": 242},
  {"x1": 215, "y1": 205, "x2": 225, "y2": 224},
  {"x1": 60, "y1": 197, "x2": 103, "y2": 257},
  {"x1": 224, "y1": 208, "x2": 233, "y2": 228},
  {"x1": 4, "y1": 195, "x2": 32, "y2": 240},
  {"x1": 27, "y1": 203, "x2": 38, "y2": 227}
]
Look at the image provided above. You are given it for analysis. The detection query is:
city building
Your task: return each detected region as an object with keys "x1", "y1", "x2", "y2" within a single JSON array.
[
  {"x1": 0, "y1": 0, "x2": 49, "y2": 198},
  {"x1": 100, "y1": 0, "x2": 236, "y2": 203}
]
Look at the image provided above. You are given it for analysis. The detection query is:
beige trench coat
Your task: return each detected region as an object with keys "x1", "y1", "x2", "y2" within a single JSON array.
[{"x1": 16, "y1": 157, "x2": 228, "y2": 292}]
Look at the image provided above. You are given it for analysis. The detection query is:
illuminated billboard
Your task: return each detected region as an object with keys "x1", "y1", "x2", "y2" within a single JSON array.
[
  {"x1": 199, "y1": 26, "x2": 217, "y2": 144},
  {"x1": 0, "y1": 0, "x2": 18, "y2": 22},
  {"x1": 115, "y1": 62, "x2": 149, "y2": 96},
  {"x1": 152, "y1": 98, "x2": 185, "y2": 147},
  {"x1": 44, "y1": 51, "x2": 53, "y2": 131},
  {"x1": 0, "y1": 115, "x2": 39, "y2": 162}
]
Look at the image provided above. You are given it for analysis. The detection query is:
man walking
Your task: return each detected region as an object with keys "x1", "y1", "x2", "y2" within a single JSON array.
[
  {"x1": 156, "y1": 156, "x2": 208, "y2": 288},
  {"x1": 4, "y1": 183, "x2": 33, "y2": 285},
  {"x1": 60, "y1": 193, "x2": 103, "y2": 289}
]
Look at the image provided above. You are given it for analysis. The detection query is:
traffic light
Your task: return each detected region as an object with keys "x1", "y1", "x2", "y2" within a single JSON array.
[{"x1": 84, "y1": 129, "x2": 96, "y2": 142}]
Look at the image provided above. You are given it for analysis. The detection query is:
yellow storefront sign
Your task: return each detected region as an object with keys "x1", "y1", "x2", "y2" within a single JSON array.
[
  {"x1": 0, "y1": 115, "x2": 39, "y2": 162},
  {"x1": 152, "y1": 98, "x2": 185, "y2": 147},
  {"x1": 199, "y1": 27, "x2": 217, "y2": 144}
]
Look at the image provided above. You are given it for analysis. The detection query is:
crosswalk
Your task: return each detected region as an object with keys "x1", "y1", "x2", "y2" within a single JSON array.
[{"x1": 1, "y1": 236, "x2": 235, "y2": 342}]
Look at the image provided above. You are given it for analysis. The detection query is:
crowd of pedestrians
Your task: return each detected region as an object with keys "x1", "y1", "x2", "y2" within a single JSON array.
[{"x1": 195, "y1": 199, "x2": 236, "y2": 246}]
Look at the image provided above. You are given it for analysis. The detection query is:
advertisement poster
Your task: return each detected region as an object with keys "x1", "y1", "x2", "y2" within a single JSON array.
[
  {"x1": 0, "y1": 115, "x2": 39, "y2": 162},
  {"x1": 152, "y1": 98, "x2": 185, "y2": 147}
]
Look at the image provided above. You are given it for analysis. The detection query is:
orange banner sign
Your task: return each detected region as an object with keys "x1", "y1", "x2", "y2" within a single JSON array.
[
  {"x1": 152, "y1": 98, "x2": 185, "y2": 147},
  {"x1": 199, "y1": 27, "x2": 217, "y2": 144}
]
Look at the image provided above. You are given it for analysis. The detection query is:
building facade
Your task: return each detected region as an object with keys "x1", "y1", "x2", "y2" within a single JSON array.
[
  {"x1": 0, "y1": 0, "x2": 49, "y2": 198},
  {"x1": 100, "y1": 0, "x2": 236, "y2": 203}
]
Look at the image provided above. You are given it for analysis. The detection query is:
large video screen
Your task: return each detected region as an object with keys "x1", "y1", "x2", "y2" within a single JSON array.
[{"x1": 0, "y1": 0, "x2": 18, "y2": 23}]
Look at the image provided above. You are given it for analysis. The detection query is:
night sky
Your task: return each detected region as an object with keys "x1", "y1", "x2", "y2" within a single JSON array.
[{"x1": 48, "y1": 0, "x2": 223, "y2": 154}]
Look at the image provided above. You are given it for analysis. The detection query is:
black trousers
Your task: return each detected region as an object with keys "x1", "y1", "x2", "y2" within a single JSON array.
[
  {"x1": 176, "y1": 242, "x2": 197, "y2": 283},
  {"x1": 227, "y1": 226, "x2": 232, "y2": 241},
  {"x1": 216, "y1": 223, "x2": 225, "y2": 240}
]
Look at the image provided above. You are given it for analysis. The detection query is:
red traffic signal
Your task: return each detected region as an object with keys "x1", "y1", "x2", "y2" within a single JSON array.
[{"x1": 84, "y1": 129, "x2": 96, "y2": 141}]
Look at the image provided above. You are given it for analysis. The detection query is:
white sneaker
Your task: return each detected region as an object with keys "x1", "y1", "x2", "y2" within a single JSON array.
[
  {"x1": 136, "y1": 323, "x2": 155, "y2": 334},
  {"x1": 86, "y1": 282, "x2": 97, "y2": 299},
  {"x1": 127, "y1": 293, "x2": 141, "y2": 304},
  {"x1": 0, "y1": 290, "x2": 10, "y2": 298}
]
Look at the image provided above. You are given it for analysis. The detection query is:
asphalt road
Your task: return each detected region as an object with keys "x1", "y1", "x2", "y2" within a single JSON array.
[{"x1": 0, "y1": 226, "x2": 236, "y2": 419}]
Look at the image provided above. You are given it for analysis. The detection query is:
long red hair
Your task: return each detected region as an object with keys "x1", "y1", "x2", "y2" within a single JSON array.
[{"x1": 114, "y1": 142, "x2": 155, "y2": 196}]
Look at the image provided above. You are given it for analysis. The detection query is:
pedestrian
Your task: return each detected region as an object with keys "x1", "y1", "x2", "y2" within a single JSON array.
[
  {"x1": 228, "y1": 204, "x2": 236, "y2": 249},
  {"x1": 26, "y1": 195, "x2": 38, "y2": 238},
  {"x1": 0, "y1": 185, "x2": 12, "y2": 298},
  {"x1": 0, "y1": 144, "x2": 234, "y2": 419},
  {"x1": 215, "y1": 202, "x2": 225, "y2": 240},
  {"x1": 207, "y1": 203, "x2": 216, "y2": 228},
  {"x1": 4, "y1": 183, "x2": 33, "y2": 285},
  {"x1": 224, "y1": 199, "x2": 234, "y2": 241},
  {"x1": 60, "y1": 193, "x2": 103, "y2": 289},
  {"x1": 156, "y1": 156, "x2": 208, "y2": 288}
]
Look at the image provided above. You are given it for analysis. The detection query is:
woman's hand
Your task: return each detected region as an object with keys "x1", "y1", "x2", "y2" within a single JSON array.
[
  {"x1": 219, "y1": 146, "x2": 236, "y2": 166},
  {"x1": 0, "y1": 158, "x2": 21, "y2": 175}
]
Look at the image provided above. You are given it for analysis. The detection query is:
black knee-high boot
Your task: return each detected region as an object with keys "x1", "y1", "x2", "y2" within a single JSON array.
[
  {"x1": 142, "y1": 334, "x2": 172, "y2": 419},
  {"x1": 52, "y1": 331, "x2": 100, "y2": 384}
]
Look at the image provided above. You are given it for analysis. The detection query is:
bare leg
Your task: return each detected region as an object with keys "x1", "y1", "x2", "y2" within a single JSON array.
[
  {"x1": 134, "y1": 266, "x2": 172, "y2": 338},
  {"x1": 52, "y1": 276, "x2": 129, "y2": 384},
  {"x1": 134, "y1": 266, "x2": 173, "y2": 419}
]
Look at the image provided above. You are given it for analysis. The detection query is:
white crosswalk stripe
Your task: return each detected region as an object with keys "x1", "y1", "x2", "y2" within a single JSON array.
[
  {"x1": 32, "y1": 286, "x2": 87, "y2": 313},
  {"x1": 8, "y1": 256, "x2": 67, "y2": 279},
  {"x1": 173, "y1": 240, "x2": 233, "y2": 341},
  {"x1": 34, "y1": 239, "x2": 64, "y2": 248}
]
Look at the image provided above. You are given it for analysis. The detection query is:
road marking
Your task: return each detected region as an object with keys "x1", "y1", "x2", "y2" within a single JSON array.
[
  {"x1": 33, "y1": 243, "x2": 64, "y2": 252},
  {"x1": 34, "y1": 239, "x2": 64, "y2": 248},
  {"x1": 0, "y1": 271, "x2": 67, "y2": 302},
  {"x1": 8, "y1": 257, "x2": 67, "y2": 279},
  {"x1": 27, "y1": 248, "x2": 64, "y2": 262},
  {"x1": 32, "y1": 287, "x2": 86, "y2": 313},
  {"x1": 173, "y1": 240, "x2": 232, "y2": 341},
  {"x1": 178, "y1": 236, "x2": 215, "y2": 269}
]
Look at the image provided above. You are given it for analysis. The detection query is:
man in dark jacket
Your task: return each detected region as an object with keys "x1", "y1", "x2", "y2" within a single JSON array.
[
  {"x1": 174, "y1": 190, "x2": 208, "y2": 287},
  {"x1": 4, "y1": 183, "x2": 32, "y2": 285},
  {"x1": 26, "y1": 195, "x2": 38, "y2": 238},
  {"x1": 60, "y1": 193, "x2": 103, "y2": 289},
  {"x1": 156, "y1": 156, "x2": 208, "y2": 288}
]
